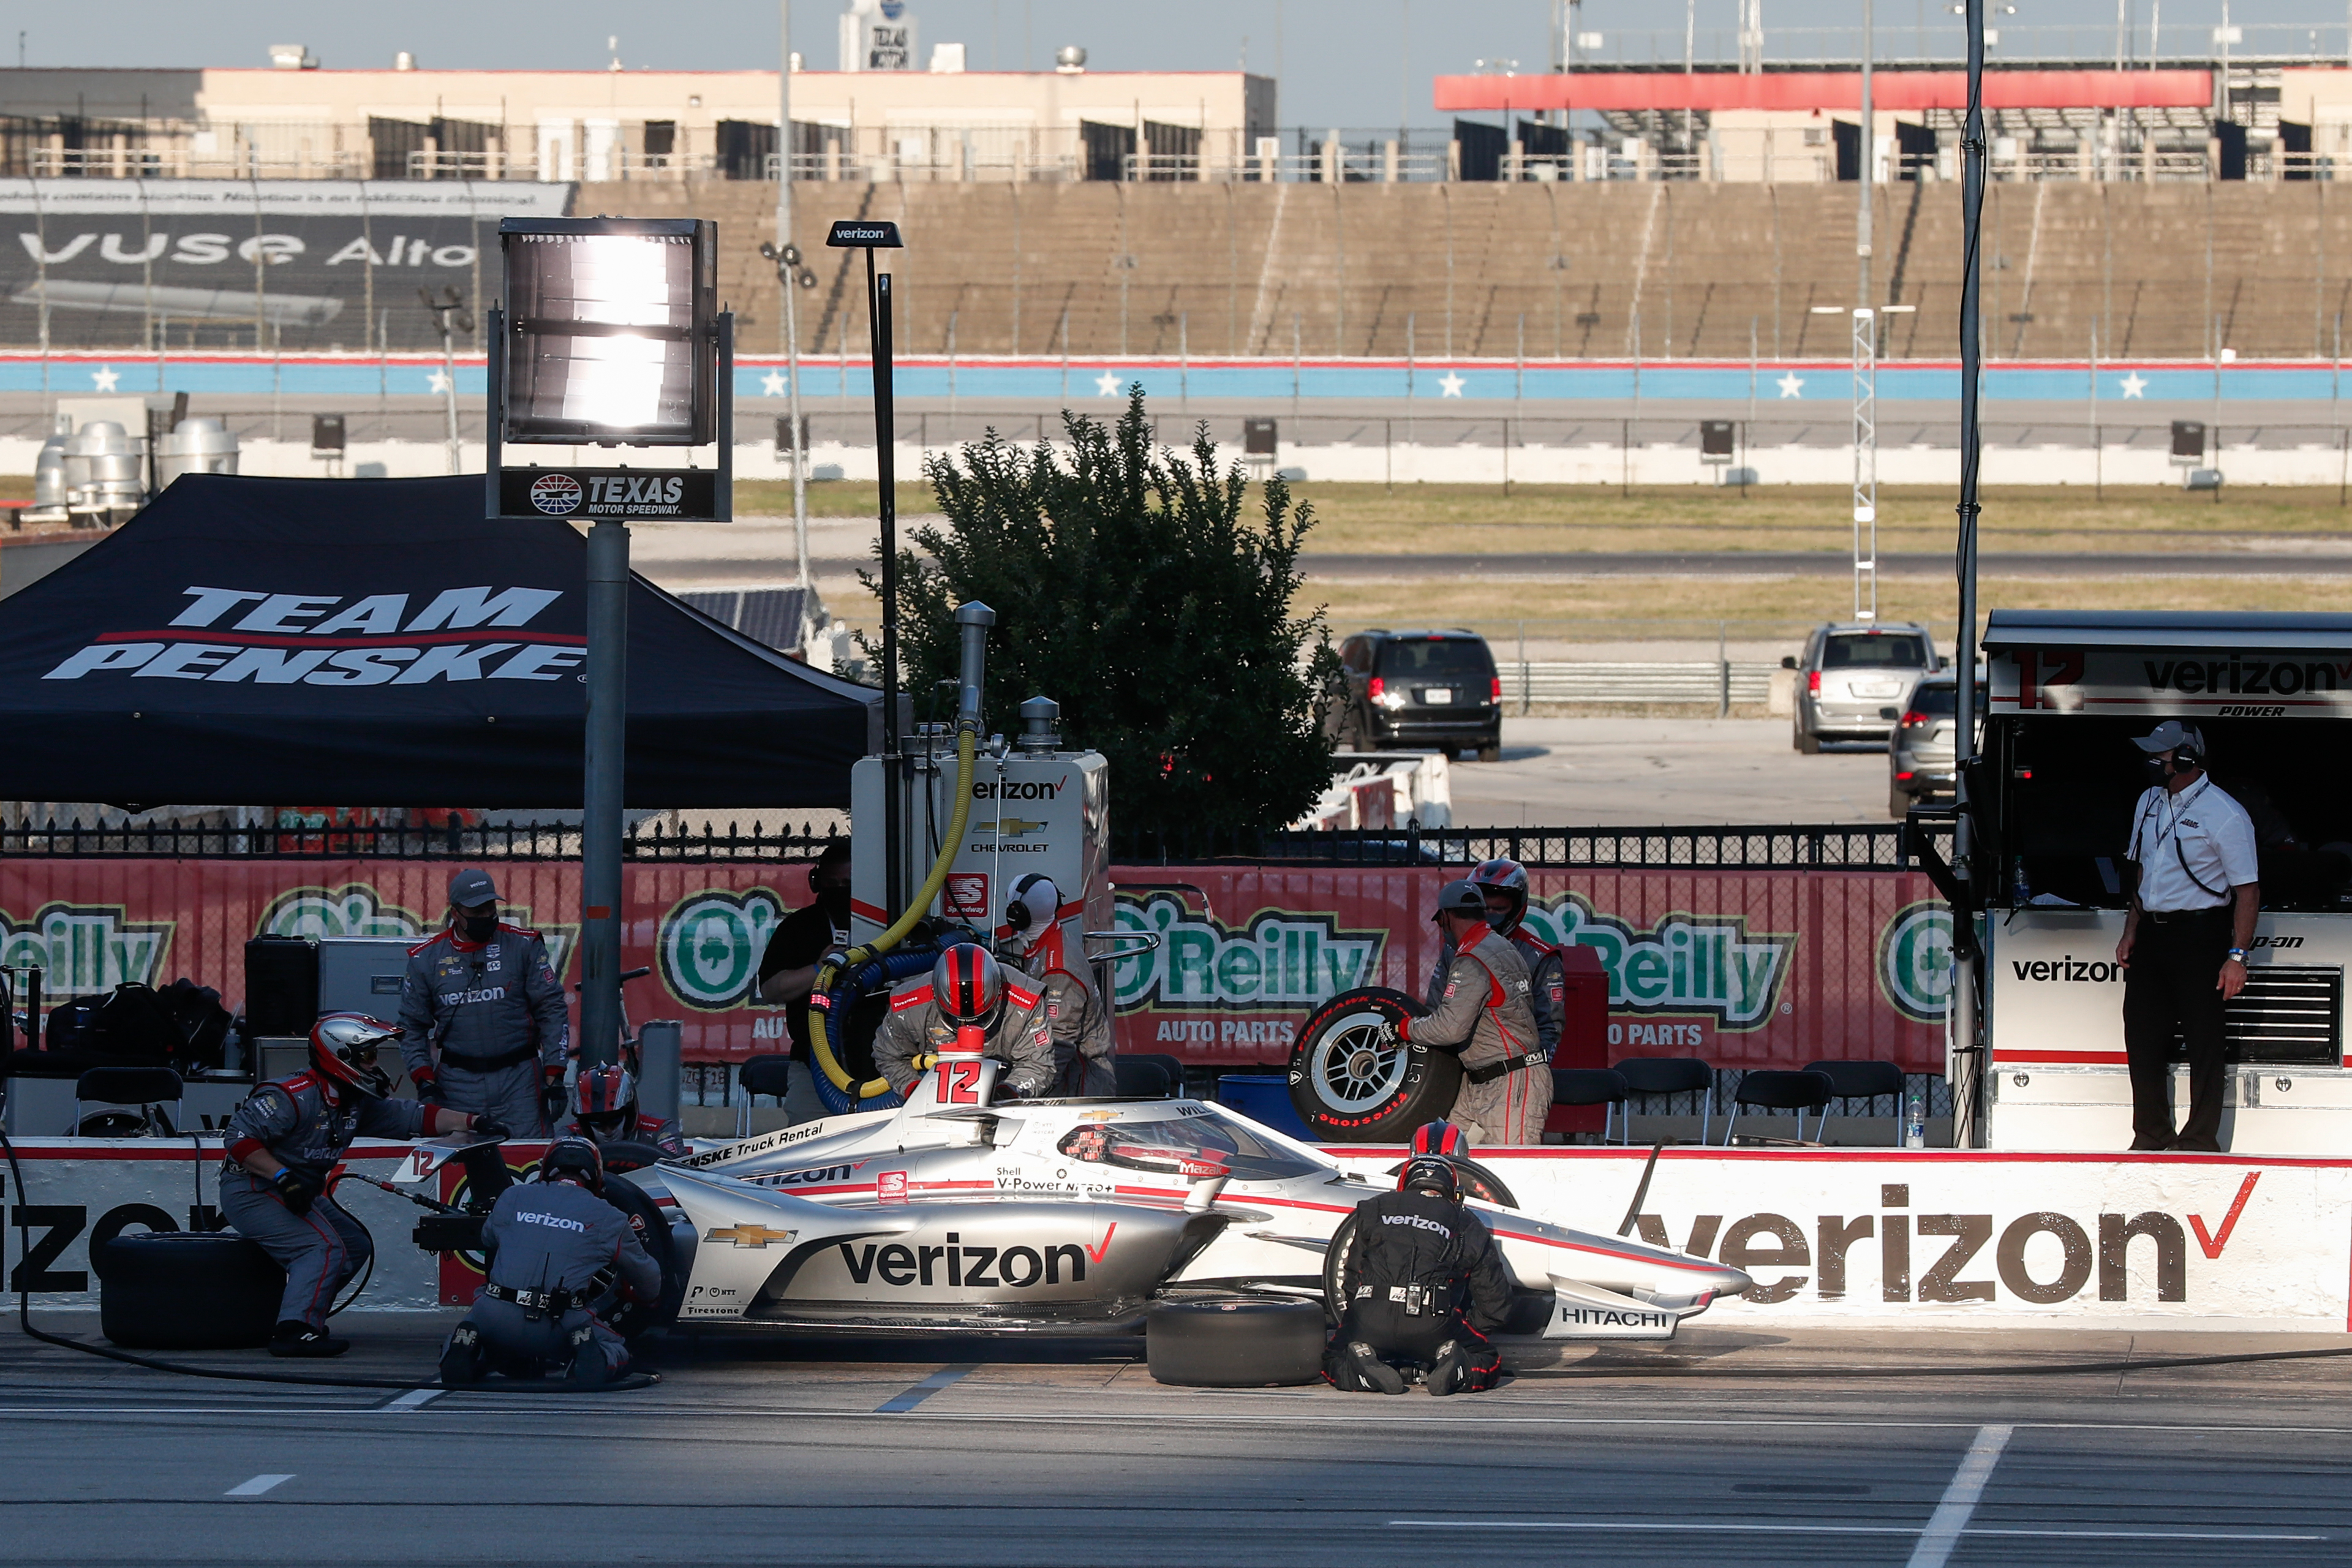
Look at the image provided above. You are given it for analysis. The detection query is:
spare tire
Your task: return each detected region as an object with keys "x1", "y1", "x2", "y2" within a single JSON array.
[
  {"x1": 1146, "y1": 1295, "x2": 1327, "y2": 1387},
  {"x1": 94, "y1": 1230, "x2": 284, "y2": 1349},
  {"x1": 1287, "y1": 987, "x2": 1460, "y2": 1142}
]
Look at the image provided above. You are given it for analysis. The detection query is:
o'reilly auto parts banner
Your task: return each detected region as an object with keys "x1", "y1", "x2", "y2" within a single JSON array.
[
  {"x1": 0, "y1": 179, "x2": 571, "y2": 352},
  {"x1": 0, "y1": 859, "x2": 1948, "y2": 1070}
]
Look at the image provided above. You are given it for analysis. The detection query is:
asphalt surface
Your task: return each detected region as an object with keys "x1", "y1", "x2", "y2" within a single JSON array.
[
  {"x1": 2, "y1": 1314, "x2": 2346, "y2": 1566},
  {"x1": 1303, "y1": 550, "x2": 2352, "y2": 578},
  {"x1": 1450, "y1": 718, "x2": 1899, "y2": 827}
]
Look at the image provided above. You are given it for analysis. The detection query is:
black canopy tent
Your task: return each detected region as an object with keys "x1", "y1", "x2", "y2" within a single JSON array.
[{"x1": 0, "y1": 475, "x2": 878, "y2": 807}]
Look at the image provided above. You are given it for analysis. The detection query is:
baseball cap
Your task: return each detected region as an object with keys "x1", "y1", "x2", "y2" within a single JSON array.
[
  {"x1": 2133, "y1": 720, "x2": 2204, "y2": 755},
  {"x1": 1430, "y1": 879, "x2": 1487, "y2": 922},
  {"x1": 447, "y1": 867, "x2": 499, "y2": 907}
]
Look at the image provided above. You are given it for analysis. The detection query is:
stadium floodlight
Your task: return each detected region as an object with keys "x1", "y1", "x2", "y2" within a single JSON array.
[{"x1": 496, "y1": 217, "x2": 717, "y2": 445}]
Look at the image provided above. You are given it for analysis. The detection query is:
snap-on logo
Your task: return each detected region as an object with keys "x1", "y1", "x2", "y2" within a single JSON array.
[{"x1": 2251, "y1": 935, "x2": 2305, "y2": 949}]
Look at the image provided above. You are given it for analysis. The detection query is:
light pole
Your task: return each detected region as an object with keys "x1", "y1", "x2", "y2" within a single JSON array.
[
  {"x1": 421, "y1": 285, "x2": 473, "y2": 475},
  {"x1": 767, "y1": 0, "x2": 815, "y2": 603}
]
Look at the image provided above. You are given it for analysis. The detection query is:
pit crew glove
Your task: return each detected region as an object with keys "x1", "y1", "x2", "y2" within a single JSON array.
[
  {"x1": 411, "y1": 1066, "x2": 440, "y2": 1103},
  {"x1": 271, "y1": 1168, "x2": 317, "y2": 1218},
  {"x1": 1390, "y1": 1016, "x2": 1411, "y2": 1043},
  {"x1": 543, "y1": 1069, "x2": 567, "y2": 1126},
  {"x1": 470, "y1": 1117, "x2": 510, "y2": 1142}
]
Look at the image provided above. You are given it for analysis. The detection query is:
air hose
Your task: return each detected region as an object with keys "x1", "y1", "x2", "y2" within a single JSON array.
[
  {"x1": 810, "y1": 603, "x2": 997, "y2": 1110},
  {"x1": 810, "y1": 948, "x2": 943, "y2": 1115}
]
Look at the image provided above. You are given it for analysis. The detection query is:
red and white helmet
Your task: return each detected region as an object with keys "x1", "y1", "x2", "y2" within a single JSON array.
[
  {"x1": 573, "y1": 1064, "x2": 638, "y2": 1139},
  {"x1": 309, "y1": 1012, "x2": 398, "y2": 1099},
  {"x1": 1468, "y1": 858, "x2": 1531, "y2": 936},
  {"x1": 932, "y1": 944, "x2": 1006, "y2": 1028}
]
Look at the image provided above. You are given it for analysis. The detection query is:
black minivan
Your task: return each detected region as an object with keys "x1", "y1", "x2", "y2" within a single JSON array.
[{"x1": 1331, "y1": 629, "x2": 1502, "y2": 761}]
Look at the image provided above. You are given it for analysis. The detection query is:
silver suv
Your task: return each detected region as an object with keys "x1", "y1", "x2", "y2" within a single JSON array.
[
  {"x1": 1887, "y1": 673, "x2": 1980, "y2": 818},
  {"x1": 1787, "y1": 621, "x2": 1938, "y2": 753}
]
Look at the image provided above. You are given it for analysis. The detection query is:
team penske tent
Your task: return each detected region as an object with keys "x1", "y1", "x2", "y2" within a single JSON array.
[{"x1": 0, "y1": 473, "x2": 879, "y2": 807}]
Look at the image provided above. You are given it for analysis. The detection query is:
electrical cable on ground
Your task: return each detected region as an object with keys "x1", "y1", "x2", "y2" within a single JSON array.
[{"x1": 0, "y1": 1114, "x2": 654, "y2": 1393}]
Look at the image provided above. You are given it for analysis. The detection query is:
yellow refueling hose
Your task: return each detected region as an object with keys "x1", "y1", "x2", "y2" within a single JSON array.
[{"x1": 812, "y1": 601, "x2": 997, "y2": 1102}]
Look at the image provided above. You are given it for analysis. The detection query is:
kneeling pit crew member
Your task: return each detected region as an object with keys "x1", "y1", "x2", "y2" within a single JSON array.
[
  {"x1": 1401, "y1": 880, "x2": 1551, "y2": 1144},
  {"x1": 1326, "y1": 1153, "x2": 1513, "y2": 1396},
  {"x1": 999, "y1": 875, "x2": 1116, "y2": 1097},
  {"x1": 221, "y1": 1013, "x2": 504, "y2": 1359},
  {"x1": 438, "y1": 1137, "x2": 660, "y2": 1387},
  {"x1": 398, "y1": 867, "x2": 571, "y2": 1137},
  {"x1": 874, "y1": 944, "x2": 1057, "y2": 1101},
  {"x1": 2117, "y1": 719, "x2": 2260, "y2": 1153},
  {"x1": 560, "y1": 1063, "x2": 687, "y2": 1165}
]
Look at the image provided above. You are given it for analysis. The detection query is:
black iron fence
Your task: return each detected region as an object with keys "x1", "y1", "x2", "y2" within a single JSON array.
[{"x1": 0, "y1": 818, "x2": 846, "y2": 862}]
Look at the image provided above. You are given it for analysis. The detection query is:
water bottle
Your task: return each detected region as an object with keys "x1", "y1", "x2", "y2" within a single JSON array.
[
  {"x1": 1905, "y1": 1090, "x2": 1927, "y2": 1148},
  {"x1": 2011, "y1": 858, "x2": 2032, "y2": 907}
]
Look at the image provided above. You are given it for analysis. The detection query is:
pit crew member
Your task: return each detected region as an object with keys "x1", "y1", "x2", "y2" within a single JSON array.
[
  {"x1": 399, "y1": 867, "x2": 571, "y2": 1136},
  {"x1": 2116, "y1": 720, "x2": 2260, "y2": 1153},
  {"x1": 1427, "y1": 858, "x2": 1562, "y2": 1060},
  {"x1": 1400, "y1": 880, "x2": 1551, "y2": 1144},
  {"x1": 221, "y1": 1014, "x2": 503, "y2": 1358},
  {"x1": 873, "y1": 944, "x2": 1056, "y2": 1101},
  {"x1": 757, "y1": 842, "x2": 869, "y2": 1121},
  {"x1": 559, "y1": 1063, "x2": 686, "y2": 1164},
  {"x1": 1326, "y1": 1153, "x2": 1513, "y2": 1395},
  {"x1": 437, "y1": 1137, "x2": 660, "y2": 1388},
  {"x1": 998, "y1": 874, "x2": 1115, "y2": 1097}
]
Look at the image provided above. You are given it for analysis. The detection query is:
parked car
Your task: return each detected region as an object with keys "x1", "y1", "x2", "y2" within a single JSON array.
[
  {"x1": 1888, "y1": 673, "x2": 1983, "y2": 818},
  {"x1": 1786, "y1": 621, "x2": 1939, "y2": 753},
  {"x1": 1330, "y1": 629, "x2": 1503, "y2": 761}
]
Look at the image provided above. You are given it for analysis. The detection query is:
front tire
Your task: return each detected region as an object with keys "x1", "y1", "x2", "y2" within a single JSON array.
[
  {"x1": 1795, "y1": 716, "x2": 1822, "y2": 755},
  {"x1": 1147, "y1": 1296, "x2": 1327, "y2": 1387},
  {"x1": 1287, "y1": 987, "x2": 1461, "y2": 1142}
]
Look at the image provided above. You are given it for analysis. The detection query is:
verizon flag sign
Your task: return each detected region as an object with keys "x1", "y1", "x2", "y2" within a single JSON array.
[{"x1": 1468, "y1": 1148, "x2": 2352, "y2": 1332}]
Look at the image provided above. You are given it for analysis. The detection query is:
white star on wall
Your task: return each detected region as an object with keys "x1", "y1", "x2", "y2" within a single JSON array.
[
  {"x1": 1776, "y1": 372, "x2": 1805, "y2": 398},
  {"x1": 1094, "y1": 371, "x2": 1123, "y2": 396},
  {"x1": 427, "y1": 369, "x2": 453, "y2": 394},
  {"x1": 2118, "y1": 372, "x2": 2148, "y2": 399},
  {"x1": 1438, "y1": 372, "x2": 1466, "y2": 398},
  {"x1": 760, "y1": 370, "x2": 788, "y2": 396},
  {"x1": 91, "y1": 366, "x2": 119, "y2": 391}
]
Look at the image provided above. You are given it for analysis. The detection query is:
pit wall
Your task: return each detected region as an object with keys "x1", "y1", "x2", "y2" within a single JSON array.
[
  {"x1": 6, "y1": 1140, "x2": 2337, "y2": 1333},
  {"x1": 0, "y1": 858, "x2": 1948, "y2": 1073}
]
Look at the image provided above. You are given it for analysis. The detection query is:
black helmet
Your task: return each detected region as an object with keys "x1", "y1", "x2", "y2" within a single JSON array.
[
  {"x1": 539, "y1": 1136, "x2": 606, "y2": 1195},
  {"x1": 1400, "y1": 1156, "x2": 1460, "y2": 1202},
  {"x1": 1468, "y1": 858, "x2": 1531, "y2": 936},
  {"x1": 933, "y1": 943, "x2": 1006, "y2": 1028}
]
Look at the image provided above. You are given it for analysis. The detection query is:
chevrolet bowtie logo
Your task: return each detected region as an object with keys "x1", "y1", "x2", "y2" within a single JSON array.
[
  {"x1": 997, "y1": 818, "x2": 1045, "y2": 834},
  {"x1": 705, "y1": 1223, "x2": 796, "y2": 1248}
]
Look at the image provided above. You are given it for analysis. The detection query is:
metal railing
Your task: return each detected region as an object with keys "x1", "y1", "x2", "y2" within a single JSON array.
[
  {"x1": 1112, "y1": 822, "x2": 1942, "y2": 867},
  {"x1": 1508, "y1": 660, "x2": 1778, "y2": 706},
  {"x1": 0, "y1": 817, "x2": 845, "y2": 861}
]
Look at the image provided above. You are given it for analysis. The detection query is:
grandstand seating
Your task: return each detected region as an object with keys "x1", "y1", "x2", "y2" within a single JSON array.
[{"x1": 579, "y1": 178, "x2": 2352, "y2": 364}]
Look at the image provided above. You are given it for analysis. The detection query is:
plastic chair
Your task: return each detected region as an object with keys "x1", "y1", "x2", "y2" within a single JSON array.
[
  {"x1": 1611, "y1": 1057, "x2": 1717, "y2": 1144},
  {"x1": 1114, "y1": 1055, "x2": 1176, "y2": 1098},
  {"x1": 1803, "y1": 1060, "x2": 1907, "y2": 1138},
  {"x1": 1724, "y1": 1069, "x2": 1837, "y2": 1145},
  {"x1": 735, "y1": 1054, "x2": 793, "y2": 1137},
  {"x1": 73, "y1": 1066, "x2": 184, "y2": 1137},
  {"x1": 1551, "y1": 1068, "x2": 1629, "y2": 1142}
]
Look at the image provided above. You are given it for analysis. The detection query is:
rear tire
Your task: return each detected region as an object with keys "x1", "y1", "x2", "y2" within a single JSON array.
[
  {"x1": 1889, "y1": 784, "x2": 1912, "y2": 820},
  {"x1": 96, "y1": 1230, "x2": 284, "y2": 1350},
  {"x1": 1795, "y1": 718, "x2": 1822, "y2": 755},
  {"x1": 1476, "y1": 739, "x2": 1502, "y2": 763},
  {"x1": 1147, "y1": 1296, "x2": 1327, "y2": 1387},
  {"x1": 1287, "y1": 988, "x2": 1461, "y2": 1142}
]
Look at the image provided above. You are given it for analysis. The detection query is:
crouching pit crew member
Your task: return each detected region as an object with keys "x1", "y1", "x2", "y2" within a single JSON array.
[
  {"x1": 220, "y1": 1014, "x2": 505, "y2": 1359},
  {"x1": 874, "y1": 944, "x2": 1057, "y2": 1101},
  {"x1": 998, "y1": 875, "x2": 1115, "y2": 1097},
  {"x1": 560, "y1": 1063, "x2": 685, "y2": 1164},
  {"x1": 1400, "y1": 880, "x2": 1551, "y2": 1144},
  {"x1": 1326, "y1": 1153, "x2": 1513, "y2": 1395},
  {"x1": 399, "y1": 867, "x2": 571, "y2": 1136},
  {"x1": 2117, "y1": 719, "x2": 2260, "y2": 1153},
  {"x1": 438, "y1": 1137, "x2": 660, "y2": 1388}
]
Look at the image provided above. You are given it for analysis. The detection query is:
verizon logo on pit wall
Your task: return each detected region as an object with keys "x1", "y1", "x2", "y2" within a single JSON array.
[
  {"x1": 41, "y1": 583, "x2": 579, "y2": 686},
  {"x1": 2143, "y1": 657, "x2": 2352, "y2": 697}
]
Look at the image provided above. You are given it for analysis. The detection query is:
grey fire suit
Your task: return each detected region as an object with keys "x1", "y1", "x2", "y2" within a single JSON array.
[
  {"x1": 1012, "y1": 954, "x2": 1117, "y2": 1097},
  {"x1": 1425, "y1": 927, "x2": 1564, "y2": 1059},
  {"x1": 444, "y1": 1178, "x2": 662, "y2": 1385},
  {"x1": 872, "y1": 974, "x2": 1057, "y2": 1100},
  {"x1": 1411, "y1": 924, "x2": 1551, "y2": 1145},
  {"x1": 219, "y1": 1072, "x2": 429, "y2": 1329},
  {"x1": 399, "y1": 924, "x2": 570, "y2": 1136}
]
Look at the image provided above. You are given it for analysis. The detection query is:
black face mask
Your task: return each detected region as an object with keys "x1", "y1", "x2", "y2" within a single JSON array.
[
  {"x1": 817, "y1": 884, "x2": 851, "y2": 920},
  {"x1": 460, "y1": 911, "x2": 499, "y2": 942}
]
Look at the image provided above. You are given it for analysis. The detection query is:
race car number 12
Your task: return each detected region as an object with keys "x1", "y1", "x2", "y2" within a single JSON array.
[{"x1": 935, "y1": 1060, "x2": 982, "y2": 1105}]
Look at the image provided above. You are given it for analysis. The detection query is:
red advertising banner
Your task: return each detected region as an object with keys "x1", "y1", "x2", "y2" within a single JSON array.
[{"x1": 0, "y1": 859, "x2": 1951, "y2": 1073}]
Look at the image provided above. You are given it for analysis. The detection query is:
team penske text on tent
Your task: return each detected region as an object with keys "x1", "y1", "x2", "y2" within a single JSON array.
[{"x1": 0, "y1": 474, "x2": 878, "y2": 807}]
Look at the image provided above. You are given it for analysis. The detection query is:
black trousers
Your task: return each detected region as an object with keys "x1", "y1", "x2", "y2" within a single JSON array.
[{"x1": 2122, "y1": 908, "x2": 2233, "y2": 1150}]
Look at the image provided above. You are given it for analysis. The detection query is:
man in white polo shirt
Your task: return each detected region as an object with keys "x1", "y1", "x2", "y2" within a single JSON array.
[{"x1": 2115, "y1": 720, "x2": 2260, "y2": 1153}]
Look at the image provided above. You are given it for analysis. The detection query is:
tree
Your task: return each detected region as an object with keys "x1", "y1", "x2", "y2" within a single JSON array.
[{"x1": 875, "y1": 390, "x2": 1340, "y2": 845}]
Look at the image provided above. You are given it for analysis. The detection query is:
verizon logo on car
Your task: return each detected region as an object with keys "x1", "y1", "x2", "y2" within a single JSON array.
[{"x1": 41, "y1": 583, "x2": 582, "y2": 686}]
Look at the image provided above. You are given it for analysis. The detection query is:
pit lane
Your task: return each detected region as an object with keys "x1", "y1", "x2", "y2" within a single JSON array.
[{"x1": 2, "y1": 1316, "x2": 2345, "y2": 1567}]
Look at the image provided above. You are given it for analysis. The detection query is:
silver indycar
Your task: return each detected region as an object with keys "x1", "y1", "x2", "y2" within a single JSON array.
[{"x1": 559, "y1": 1054, "x2": 1751, "y2": 1343}]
